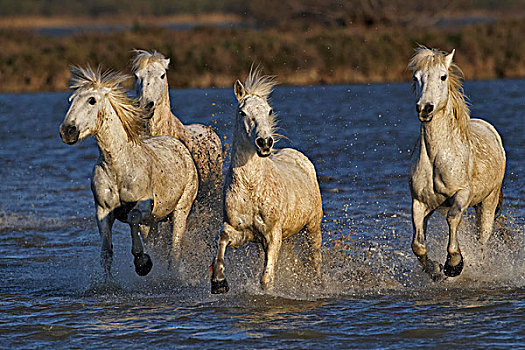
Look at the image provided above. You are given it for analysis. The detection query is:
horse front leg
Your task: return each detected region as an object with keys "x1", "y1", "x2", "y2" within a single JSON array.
[
  {"x1": 411, "y1": 200, "x2": 441, "y2": 280},
  {"x1": 129, "y1": 223, "x2": 153, "y2": 276},
  {"x1": 96, "y1": 206, "x2": 115, "y2": 283},
  {"x1": 210, "y1": 222, "x2": 247, "y2": 294},
  {"x1": 444, "y1": 188, "x2": 470, "y2": 277},
  {"x1": 261, "y1": 225, "x2": 283, "y2": 292}
]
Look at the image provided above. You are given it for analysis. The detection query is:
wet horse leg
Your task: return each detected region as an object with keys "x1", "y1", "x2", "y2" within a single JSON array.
[
  {"x1": 128, "y1": 199, "x2": 154, "y2": 224},
  {"x1": 476, "y1": 188, "x2": 501, "y2": 246},
  {"x1": 443, "y1": 188, "x2": 470, "y2": 277},
  {"x1": 411, "y1": 199, "x2": 441, "y2": 280},
  {"x1": 261, "y1": 225, "x2": 283, "y2": 292},
  {"x1": 168, "y1": 205, "x2": 192, "y2": 262},
  {"x1": 96, "y1": 206, "x2": 115, "y2": 283},
  {"x1": 130, "y1": 223, "x2": 153, "y2": 276},
  {"x1": 306, "y1": 220, "x2": 323, "y2": 280},
  {"x1": 210, "y1": 222, "x2": 247, "y2": 294}
]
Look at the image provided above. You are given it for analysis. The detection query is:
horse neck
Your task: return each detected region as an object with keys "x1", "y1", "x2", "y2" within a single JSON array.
[
  {"x1": 95, "y1": 102, "x2": 135, "y2": 167},
  {"x1": 148, "y1": 82, "x2": 186, "y2": 139},
  {"x1": 230, "y1": 129, "x2": 269, "y2": 182},
  {"x1": 420, "y1": 99, "x2": 470, "y2": 158}
]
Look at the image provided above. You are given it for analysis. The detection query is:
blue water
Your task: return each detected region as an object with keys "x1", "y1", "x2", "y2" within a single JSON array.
[{"x1": 0, "y1": 80, "x2": 523, "y2": 348}]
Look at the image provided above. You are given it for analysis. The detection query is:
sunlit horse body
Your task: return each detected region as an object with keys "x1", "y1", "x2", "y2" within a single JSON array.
[
  {"x1": 408, "y1": 47, "x2": 506, "y2": 279},
  {"x1": 59, "y1": 66, "x2": 198, "y2": 281},
  {"x1": 210, "y1": 69, "x2": 323, "y2": 294},
  {"x1": 132, "y1": 50, "x2": 223, "y2": 205}
]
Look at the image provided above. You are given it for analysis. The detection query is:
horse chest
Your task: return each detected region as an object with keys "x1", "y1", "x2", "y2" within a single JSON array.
[
  {"x1": 411, "y1": 149, "x2": 469, "y2": 208},
  {"x1": 225, "y1": 182, "x2": 279, "y2": 235}
]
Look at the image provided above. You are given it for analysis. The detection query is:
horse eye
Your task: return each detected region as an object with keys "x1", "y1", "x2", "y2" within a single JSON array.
[
  {"x1": 441, "y1": 74, "x2": 447, "y2": 81},
  {"x1": 161, "y1": 73, "x2": 165, "y2": 79},
  {"x1": 269, "y1": 108, "x2": 273, "y2": 115},
  {"x1": 88, "y1": 97, "x2": 96, "y2": 105},
  {"x1": 239, "y1": 110, "x2": 246, "y2": 117},
  {"x1": 412, "y1": 76, "x2": 417, "y2": 82}
]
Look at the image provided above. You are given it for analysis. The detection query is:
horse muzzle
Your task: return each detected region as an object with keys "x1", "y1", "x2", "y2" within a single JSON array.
[
  {"x1": 255, "y1": 136, "x2": 273, "y2": 157},
  {"x1": 59, "y1": 123, "x2": 79, "y2": 145},
  {"x1": 417, "y1": 103, "x2": 434, "y2": 122},
  {"x1": 418, "y1": 113, "x2": 433, "y2": 122}
]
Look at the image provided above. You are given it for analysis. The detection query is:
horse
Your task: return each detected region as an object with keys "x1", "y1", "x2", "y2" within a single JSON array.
[
  {"x1": 132, "y1": 50, "x2": 224, "y2": 206},
  {"x1": 59, "y1": 66, "x2": 198, "y2": 282},
  {"x1": 210, "y1": 68, "x2": 324, "y2": 294},
  {"x1": 407, "y1": 46, "x2": 506, "y2": 280}
]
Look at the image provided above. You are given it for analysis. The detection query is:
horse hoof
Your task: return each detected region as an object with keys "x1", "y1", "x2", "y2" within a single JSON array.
[
  {"x1": 211, "y1": 279, "x2": 229, "y2": 294},
  {"x1": 443, "y1": 255, "x2": 464, "y2": 277},
  {"x1": 134, "y1": 253, "x2": 153, "y2": 276}
]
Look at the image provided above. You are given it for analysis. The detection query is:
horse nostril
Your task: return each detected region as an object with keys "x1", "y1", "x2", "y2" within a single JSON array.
[
  {"x1": 255, "y1": 137, "x2": 265, "y2": 149},
  {"x1": 416, "y1": 104, "x2": 421, "y2": 113},
  {"x1": 267, "y1": 137, "x2": 274, "y2": 148},
  {"x1": 145, "y1": 101, "x2": 154, "y2": 110},
  {"x1": 424, "y1": 104, "x2": 434, "y2": 113}
]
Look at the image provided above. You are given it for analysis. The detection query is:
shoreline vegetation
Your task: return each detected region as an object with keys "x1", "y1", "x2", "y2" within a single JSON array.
[{"x1": 0, "y1": 14, "x2": 524, "y2": 92}]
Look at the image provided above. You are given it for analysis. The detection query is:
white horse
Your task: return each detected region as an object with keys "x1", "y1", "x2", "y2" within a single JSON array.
[
  {"x1": 59, "y1": 66, "x2": 198, "y2": 281},
  {"x1": 210, "y1": 68, "x2": 323, "y2": 294},
  {"x1": 408, "y1": 46, "x2": 506, "y2": 280},
  {"x1": 132, "y1": 50, "x2": 223, "y2": 203}
]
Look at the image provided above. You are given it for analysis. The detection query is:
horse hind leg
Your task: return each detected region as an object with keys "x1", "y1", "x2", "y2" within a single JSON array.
[
  {"x1": 168, "y1": 204, "x2": 192, "y2": 263},
  {"x1": 305, "y1": 219, "x2": 323, "y2": 280},
  {"x1": 476, "y1": 188, "x2": 501, "y2": 246}
]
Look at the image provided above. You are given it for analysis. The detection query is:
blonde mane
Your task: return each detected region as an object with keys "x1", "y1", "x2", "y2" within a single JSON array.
[
  {"x1": 244, "y1": 66, "x2": 277, "y2": 99},
  {"x1": 131, "y1": 49, "x2": 167, "y2": 73},
  {"x1": 69, "y1": 66, "x2": 145, "y2": 144},
  {"x1": 408, "y1": 46, "x2": 470, "y2": 136}
]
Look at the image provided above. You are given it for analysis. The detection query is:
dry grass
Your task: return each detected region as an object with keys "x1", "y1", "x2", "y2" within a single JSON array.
[{"x1": 0, "y1": 18, "x2": 524, "y2": 92}]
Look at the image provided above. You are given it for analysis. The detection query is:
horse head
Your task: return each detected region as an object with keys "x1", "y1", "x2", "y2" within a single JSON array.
[
  {"x1": 233, "y1": 67, "x2": 277, "y2": 158},
  {"x1": 409, "y1": 47, "x2": 455, "y2": 122},
  {"x1": 132, "y1": 50, "x2": 170, "y2": 119}
]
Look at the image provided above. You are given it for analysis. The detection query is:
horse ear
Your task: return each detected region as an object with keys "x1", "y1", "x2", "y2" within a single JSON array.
[
  {"x1": 445, "y1": 49, "x2": 455, "y2": 69},
  {"x1": 234, "y1": 80, "x2": 246, "y2": 101},
  {"x1": 162, "y1": 58, "x2": 170, "y2": 70}
]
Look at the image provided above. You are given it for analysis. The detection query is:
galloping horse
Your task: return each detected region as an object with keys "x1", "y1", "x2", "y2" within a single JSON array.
[
  {"x1": 210, "y1": 68, "x2": 323, "y2": 293},
  {"x1": 59, "y1": 66, "x2": 198, "y2": 281},
  {"x1": 408, "y1": 47, "x2": 506, "y2": 280},
  {"x1": 132, "y1": 50, "x2": 223, "y2": 203}
]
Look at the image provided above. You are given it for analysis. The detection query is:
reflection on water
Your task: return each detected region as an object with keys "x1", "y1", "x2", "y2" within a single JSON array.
[{"x1": 0, "y1": 81, "x2": 523, "y2": 348}]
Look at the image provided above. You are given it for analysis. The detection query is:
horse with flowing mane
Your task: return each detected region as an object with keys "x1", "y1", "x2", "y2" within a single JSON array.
[
  {"x1": 59, "y1": 66, "x2": 198, "y2": 281},
  {"x1": 408, "y1": 46, "x2": 506, "y2": 280},
  {"x1": 210, "y1": 68, "x2": 323, "y2": 293}
]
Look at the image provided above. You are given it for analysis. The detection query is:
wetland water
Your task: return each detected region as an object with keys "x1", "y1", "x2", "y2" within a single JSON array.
[{"x1": 0, "y1": 81, "x2": 523, "y2": 348}]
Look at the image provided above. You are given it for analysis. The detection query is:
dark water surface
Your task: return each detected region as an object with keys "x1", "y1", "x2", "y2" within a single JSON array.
[{"x1": 0, "y1": 81, "x2": 523, "y2": 348}]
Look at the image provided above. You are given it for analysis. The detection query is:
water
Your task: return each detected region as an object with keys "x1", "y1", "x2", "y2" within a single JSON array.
[{"x1": 0, "y1": 81, "x2": 523, "y2": 348}]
